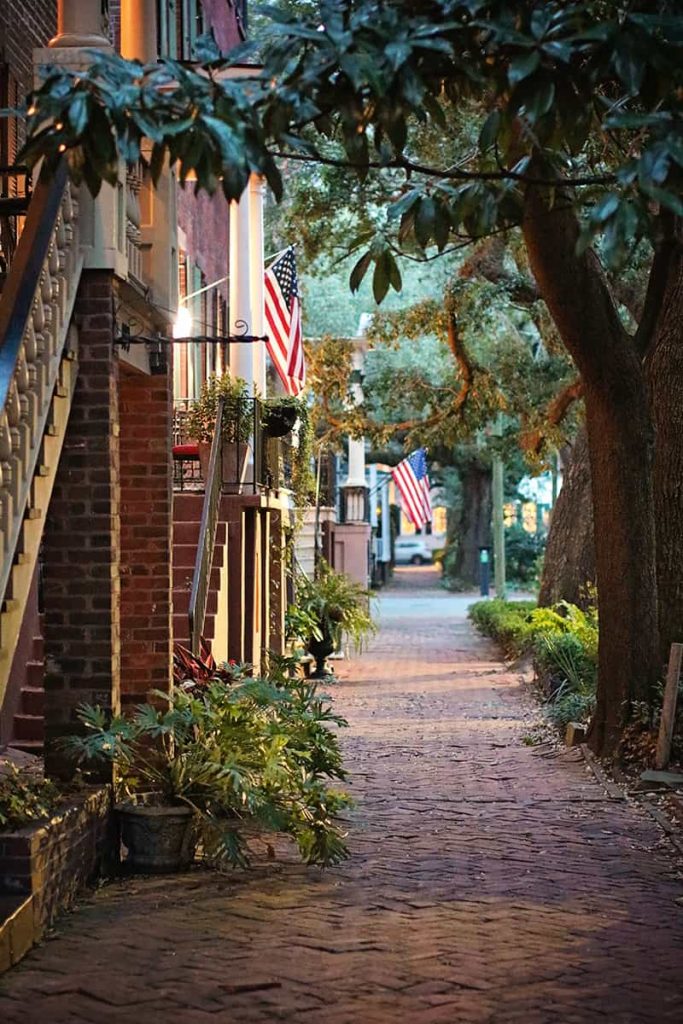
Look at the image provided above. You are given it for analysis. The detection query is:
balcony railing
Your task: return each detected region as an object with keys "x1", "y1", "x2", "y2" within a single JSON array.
[
  {"x1": 172, "y1": 396, "x2": 286, "y2": 494},
  {"x1": 125, "y1": 161, "x2": 144, "y2": 286}
]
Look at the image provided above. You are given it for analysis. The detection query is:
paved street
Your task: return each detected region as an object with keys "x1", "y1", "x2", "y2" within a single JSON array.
[{"x1": 1, "y1": 567, "x2": 682, "y2": 1023}]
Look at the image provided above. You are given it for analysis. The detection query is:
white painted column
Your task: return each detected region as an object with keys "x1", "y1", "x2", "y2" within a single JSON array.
[
  {"x1": 248, "y1": 175, "x2": 266, "y2": 397},
  {"x1": 229, "y1": 191, "x2": 254, "y2": 391},
  {"x1": 380, "y1": 473, "x2": 392, "y2": 562},
  {"x1": 344, "y1": 344, "x2": 367, "y2": 487},
  {"x1": 51, "y1": 0, "x2": 110, "y2": 47},
  {"x1": 120, "y1": 0, "x2": 157, "y2": 62},
  {"x1": 342, "y1": 335, "x2": 369, "y2": 522}
]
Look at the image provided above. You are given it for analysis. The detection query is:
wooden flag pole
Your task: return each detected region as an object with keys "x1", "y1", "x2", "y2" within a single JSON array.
[{"x1": 655, "y1": 642, "x2": 683, "y2": 770}]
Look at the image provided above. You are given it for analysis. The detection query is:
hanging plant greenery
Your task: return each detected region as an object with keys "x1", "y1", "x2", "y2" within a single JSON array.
[{"x1": 261, "y1": 395, "x2": 315, "y2": 517}]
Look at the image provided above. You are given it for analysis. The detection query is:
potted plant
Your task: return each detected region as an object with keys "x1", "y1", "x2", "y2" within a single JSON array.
[
  {"x1": 292, "y1": 560, "x2": 376, "y2": 677},
  {"x1": 259, "y1": 395, "x2": 315, "y2": 517},
  {"x1": 61, "y1": 664, "x2": 353, "y2": 872},
  {"x1": 261, "y1": 396, "x2": 300, "y2": 438},
  {"x1": 186, "y1": 373, "x2": 252, "y2": 490}
]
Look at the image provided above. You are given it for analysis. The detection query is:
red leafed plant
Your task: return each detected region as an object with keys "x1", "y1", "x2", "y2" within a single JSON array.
[{"x1": 173, "y1": 640, "x2": 244, "y2": 691}]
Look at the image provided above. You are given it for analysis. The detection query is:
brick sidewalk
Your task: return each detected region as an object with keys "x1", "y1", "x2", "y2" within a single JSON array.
[{"x1": 1, "y1": 572, "x2": 682, "y2": 1023}]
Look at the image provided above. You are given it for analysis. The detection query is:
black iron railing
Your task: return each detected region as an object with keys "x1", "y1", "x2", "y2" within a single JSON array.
[
  {"x1": 188, "y1": 398, "x2": 224, "y2": 655},
  {"x1": 173, "y1": 396, "x2": 281, "y2": 494}
]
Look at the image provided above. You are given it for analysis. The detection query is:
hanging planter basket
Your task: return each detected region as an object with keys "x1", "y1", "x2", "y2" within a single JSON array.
[{"x1": 262, "y1": 404, "x2": 299, "y2": 438}]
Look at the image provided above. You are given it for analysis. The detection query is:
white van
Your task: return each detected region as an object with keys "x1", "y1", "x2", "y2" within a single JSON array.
[{"x1": 394, "y1": 537, "x2": 432, "y2": 565}]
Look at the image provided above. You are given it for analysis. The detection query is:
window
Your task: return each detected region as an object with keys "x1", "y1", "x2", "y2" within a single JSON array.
[{"x1": 158, "y1": 0, "x2": 204, "y2": 60}]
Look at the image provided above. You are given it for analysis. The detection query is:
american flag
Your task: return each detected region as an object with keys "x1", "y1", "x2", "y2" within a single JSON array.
[
  {"x1": 264, "y1": 247, "x2": 305, "y2": 396},
  {"x1": 392, "y1": 448, "x2": 432, "y2": 528}
]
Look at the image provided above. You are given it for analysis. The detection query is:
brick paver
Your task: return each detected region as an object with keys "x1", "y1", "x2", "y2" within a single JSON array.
[{"x1": 2, "y1": 567, "x2": 682, "y2": 1023}]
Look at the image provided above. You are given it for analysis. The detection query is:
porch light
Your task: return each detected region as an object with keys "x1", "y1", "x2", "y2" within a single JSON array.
[
  {"x1": 174, "y1": 273, "x2": 231, "y2": 339},
  {"x1": 173, "y1": 305, "x2": 193, "y2": 339}
]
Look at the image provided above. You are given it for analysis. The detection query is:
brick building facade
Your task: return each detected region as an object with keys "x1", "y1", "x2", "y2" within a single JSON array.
[{"x1": 0, "y1": 0, "x2": 248, "y2": 763}]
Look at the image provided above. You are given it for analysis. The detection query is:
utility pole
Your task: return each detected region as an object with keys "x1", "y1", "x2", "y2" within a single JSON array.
[{"x1": 492, "y1": 413, "x2": 506, "y2": 599}]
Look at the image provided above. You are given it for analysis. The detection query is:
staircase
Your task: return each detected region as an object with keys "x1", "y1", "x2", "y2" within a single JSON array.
[
  {"x1": 0, "y1": 162, "x2": 83, "y2": 723},
  {"x1": 10, "y1": 627, "x2": 44, "y2": 754},
  {"x1": 173, "y1": 493, "x2": 227, "y2": 652}
]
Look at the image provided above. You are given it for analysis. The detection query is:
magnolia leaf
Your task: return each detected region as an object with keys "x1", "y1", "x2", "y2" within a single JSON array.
[
  {"x1": 479, "y1": 110, "x2": 501, "y2": 151},
  {"x1": 350, "y1": 250, "x2": 373, "y2": 293},
  {"x1": 509, "y1": 50, "x2": 540, "y2": 85}
]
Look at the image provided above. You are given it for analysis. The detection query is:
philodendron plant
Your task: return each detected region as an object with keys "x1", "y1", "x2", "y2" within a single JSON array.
[{"x1": 62, "y1": 666, "x2": 352, "y2": 869}]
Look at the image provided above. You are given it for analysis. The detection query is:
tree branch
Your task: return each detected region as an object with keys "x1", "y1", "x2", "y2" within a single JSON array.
[
  {"x1": 521, "y1": 377, "x2": 584, "y2": 455},
  {"x1": 269, "y1": 149, "x2": 617, "y2": 189},
  {"x1": 522, "y1": 170, "x2": 630, "y2": 387},
  {"x1": 446, "y1": 312, "x2": 476, "y2": 414},
  {"x1": 634, "y1": 213, "x2": 679, "y2": 359}
]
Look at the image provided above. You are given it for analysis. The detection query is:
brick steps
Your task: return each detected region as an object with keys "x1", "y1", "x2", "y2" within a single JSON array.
[
  {"x1": 172, "y1": 495, "x2": 226, "y2": 650},
  {"x1": 9, "y1": 626, "x2": 45, "y2": 753}
]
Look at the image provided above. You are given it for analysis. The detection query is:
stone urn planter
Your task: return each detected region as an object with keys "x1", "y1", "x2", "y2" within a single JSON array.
[
  {"x1": 116, "y1": 803, "x2": 195, "y2": 873},
  {"x1": 306, "y1": 625, "x2": 337, "y2": 678},
  {"x1": 198, "y1": 441, "x2": 250, "y2": 493}
]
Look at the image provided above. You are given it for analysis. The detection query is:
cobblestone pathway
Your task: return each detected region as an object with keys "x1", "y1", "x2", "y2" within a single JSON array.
[{"x1": 2, "y1": 568, "x2": 683, "y2": 1023}]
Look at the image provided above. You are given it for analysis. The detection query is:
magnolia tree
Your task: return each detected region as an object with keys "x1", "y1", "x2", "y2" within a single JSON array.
[{"x1": 15, "y1": 0, "x2": 683, "y2": 756}]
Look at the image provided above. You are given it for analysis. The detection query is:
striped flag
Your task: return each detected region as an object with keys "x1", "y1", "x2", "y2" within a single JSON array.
[
  {"x1": 392, "y1": 448, "x2": 432, "y2": 528},
  {"x1": 264, "y1": 247, "x2": 305, "y2": 396}
]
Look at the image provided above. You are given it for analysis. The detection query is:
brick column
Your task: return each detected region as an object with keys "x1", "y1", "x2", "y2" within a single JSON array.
[
  {"x1": 43, "y1": 271, "x2": 120, "y2": 780},
  {"x1": 119, "y1": 363, "x2": 173, "y2": 709}
]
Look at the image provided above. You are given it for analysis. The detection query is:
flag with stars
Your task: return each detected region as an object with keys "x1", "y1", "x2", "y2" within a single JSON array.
[
  {"x1": 392, "y1": 448, "x2": 432, "y2": 528},
  {"x1": 264, "y1": 247, "x2": 305, "y2": 396}
]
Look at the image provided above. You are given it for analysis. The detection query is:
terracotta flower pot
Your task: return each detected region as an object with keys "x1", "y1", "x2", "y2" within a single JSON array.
[{"x1": 116, "y1": 803, "x2": 196, "y2": 873}]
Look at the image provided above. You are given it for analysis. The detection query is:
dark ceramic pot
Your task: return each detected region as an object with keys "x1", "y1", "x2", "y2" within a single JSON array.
[
  {"x1": 116, "y1": 803, "x2": 196, "y2": 873},
  {"x1": 307, "y1": 628, "x2": 336, "y2": 678}
]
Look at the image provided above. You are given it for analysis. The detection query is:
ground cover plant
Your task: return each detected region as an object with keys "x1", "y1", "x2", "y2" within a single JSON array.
[{"x1": 0, "y1": 762, "x2": 61, "y2": 830}]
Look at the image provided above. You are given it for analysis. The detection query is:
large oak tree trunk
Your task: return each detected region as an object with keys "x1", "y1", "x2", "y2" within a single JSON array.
[
  {"x1": 523, "y1": 183, "x2": 660, "y2": 757},
  {"x1": 451, "y1": 460, "x2": 492, "y2": 588},
  {"x1": 645, "y1": 243, "x2": 683, "y2": 660},
  {"x1": 538, "y1": 430, "x2": 595, "y2": 608}
]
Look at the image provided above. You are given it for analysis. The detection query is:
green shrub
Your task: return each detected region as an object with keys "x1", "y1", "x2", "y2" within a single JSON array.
[
  {"x1": 505, "y1": 524, "x2": 545, "y2": 587},
  {"x1": 535, "y1": 631, "x2": 597, "y2": 693},
  {"x1": 468, "y1": 599, "x2": 536, "y2": 657},
  {"x1": 546, "y1": 686, "x2": 596, "y2": 729},
  {"x1": 470, "y1": 597, "x2": 599, "y2": 734}
]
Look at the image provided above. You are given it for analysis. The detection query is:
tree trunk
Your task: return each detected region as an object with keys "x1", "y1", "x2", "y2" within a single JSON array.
[
  {"x1": 452, "y1": 460, "x2": 492, "y2": 588},
  {"x1": 523, "y1": 181, "x2": 660, "y2": 757},
  {"x1": 538, "y1": 430, "x2": 595, "y2": 608},
  {"x1": 645, "y1": 242, "x2": 683, "y2": 661}
]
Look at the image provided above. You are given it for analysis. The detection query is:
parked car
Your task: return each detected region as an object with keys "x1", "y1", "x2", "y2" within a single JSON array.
[{"x1": 394, "y1": 537, "x2": 433, "y2": 565}]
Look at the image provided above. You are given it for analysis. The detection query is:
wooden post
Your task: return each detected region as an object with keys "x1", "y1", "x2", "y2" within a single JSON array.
[{"x1": 655, "y1": 642, "x2": 683, "y2": 770}]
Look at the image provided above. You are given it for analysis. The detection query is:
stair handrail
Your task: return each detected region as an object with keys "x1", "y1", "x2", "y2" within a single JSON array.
[
  {"x1": 0, "y1": 159, "x2": 83, "y2": 608},
  {"x1": 0, "y1": 162, "x2": 67, "y2": 409},
  {"x1": 188, "y1": 397, "x2": 225, "y2": 655}
]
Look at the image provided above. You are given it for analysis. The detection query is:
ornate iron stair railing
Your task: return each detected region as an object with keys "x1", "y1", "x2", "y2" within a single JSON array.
[{"x1": 0, "y1": 161, "x2": 83, "y2": 705}]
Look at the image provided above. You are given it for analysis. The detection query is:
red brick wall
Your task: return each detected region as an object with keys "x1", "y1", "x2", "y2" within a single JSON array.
[
  {"x1": 119, "y1": 364, "x2": 174, "y2": 707},
  {"x1": 43, "y1": 272, "x2": 121, "y2": 780}
]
